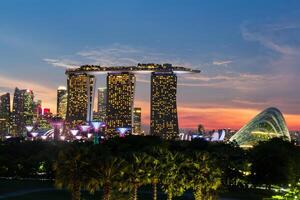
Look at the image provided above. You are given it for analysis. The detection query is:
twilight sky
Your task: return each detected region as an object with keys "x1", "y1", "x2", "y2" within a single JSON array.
[{"x1": 0, "y1": 0, "x2": 300, "y2": 130}]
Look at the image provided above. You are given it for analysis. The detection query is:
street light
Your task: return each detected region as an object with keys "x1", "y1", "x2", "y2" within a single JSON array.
[
  {"x1": 5, "y1": 135, "x2": 12, "y2": 139},
  {"x1": 31, "y1": 132, "x2": 39, "y2": 140},
  {"x1": 70, "y1": 129, "x2": 79, "y2": 136},
  {"x1": 91, "y1": 121, "x2": 105, "y2": 144},
  {"x1": 79, "y1": 125, "x2": 90, "y2": 139},
  {"x1": 25, "y1": 125, "x2": 34, "y2": 138},
  {"x1": 41, "y1": 135, "x2": 47, "y2": 140},
  {"x1": 50, "y1": 117, "x2": 64, "y2": 141},
  {"x1": 116, "y1": 127, "x2": 130, "y2": 138},
  {"x1": 87, "y1": 133, "x2": 93, "y2": 139},
  {"x1": 75, "y1": 135, "x2": 82, "y2": 140}
]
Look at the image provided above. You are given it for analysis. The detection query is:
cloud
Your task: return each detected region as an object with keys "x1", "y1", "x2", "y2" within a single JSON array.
[
  {"x1": 135, "y1": 99, "x2": 300, "y2": 131},
  {"x1": 42, "y1": 44, "x2": 195, "y2": 68},
  {"x1": 212, "y1": 60, "x2": 233, "y2": 66},
  {"x1": 241, "y1": 23, "x2": 300, "y2": 56},
  {"x1": 43, "y1": 58, "x2": 80, "y2": 68}
]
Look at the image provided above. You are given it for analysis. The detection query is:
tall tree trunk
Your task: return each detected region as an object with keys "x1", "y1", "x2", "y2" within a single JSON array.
[
  {"x1": 72, "y1": 182, "x2": 81, "y2": 200},
  {"x1": 103, "y1": 182, "x2": 111, "y2": 200},
  {"x1": 152, "y1": 182, "x2": 158, "y2": 200},
  {"x1": 194, "y1": 190, "x2": 202, "y2": 200},
  {"x1": 167, "y1": 192, "x2": 172, "y2": 200},
  {"x1": 131, "y1": 184, "x2": 138, "y2": 200}
]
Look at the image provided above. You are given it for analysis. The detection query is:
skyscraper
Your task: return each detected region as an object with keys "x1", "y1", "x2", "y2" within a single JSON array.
[
  {"x1": 12, "y1": 88, "x2": 34, "y2": 135},
  {"x1": 97, "y1": 87, "x2": 107, "y2": 122},
  {"x1": 57, "y1": 86, "x2": 67, "y2": 119},
  {"x1": 33, "y1": 100, "x2": 42, "y2": 122},
  {"x1": 133, "y1": 107, "x2": 142, "y2": 135},
  {"x1": 106, "y1": 72, "x2": 135, "y2": 136},
  {"x1": 0, "y1": 93, "x2": 11, "y2": 135},
  {"x1": 150, "y1": 72, "x2": 179, "y2": 139},
  {"x1": 66, "y1": 73, "x2": 95, "y2": 125}
]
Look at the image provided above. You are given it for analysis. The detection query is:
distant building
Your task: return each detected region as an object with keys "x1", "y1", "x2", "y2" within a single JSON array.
[
  {"x1": 150, "y1": 71, "x2": 179, "y2": 139},
  {"x1": 0, "y1": 93, "x2": 11, "y2": 135},
  {"x1": 66, "y1": 74, "x2": 95, "y2": 125},
  {"x1": 33, "y1": 100, "x2": 42, "y2": 122},
  {"x1": 97, "y1": 87, "x2": 107, "y2": 122},
  {"x1": 12, "y1": 88, "x2": 34, "y2": 135},
  {"x1": 43, "y1": 108, "x2": 52, "y2": 118},
  {"x1": 57, "y1": 86, "x2": 67, "y2": 119},
  {"x1": 133, "y1": 107, "x2": 142, "y2": 135},
  {"x1": 106, "y1": 73, "x2": 135, "y2": 136}
]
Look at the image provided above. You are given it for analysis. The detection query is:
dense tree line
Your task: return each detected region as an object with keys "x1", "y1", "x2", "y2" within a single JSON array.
[{"x1": 0, "y1": 136, "x2": 299, "y2": 200}]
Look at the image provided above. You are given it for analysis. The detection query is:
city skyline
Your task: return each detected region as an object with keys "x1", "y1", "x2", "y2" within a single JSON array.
[{"x1": 0, "y1": 0, "x2": 300, "y2": 130}]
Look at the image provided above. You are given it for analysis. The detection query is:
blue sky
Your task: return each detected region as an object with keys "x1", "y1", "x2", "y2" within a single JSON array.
[{"x1": 0, "y1": 0, "x2": 299, "y2": 129}]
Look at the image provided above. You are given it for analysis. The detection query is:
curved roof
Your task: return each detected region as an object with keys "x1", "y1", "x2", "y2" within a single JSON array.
[
  {"x1": 65, "y1": 63, "x2": 201, "y2": 75},
  {"x1": 229, "y1": 107, "x2": 291, "y2": 147}
]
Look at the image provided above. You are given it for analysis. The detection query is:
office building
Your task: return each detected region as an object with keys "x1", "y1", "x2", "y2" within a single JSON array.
[
  {"x1": 33, "y1": 100, "x2": 42, "y2": 122},
  {"x1": 66, "y1": 73, "x2": 95, "y2": 125},
  {"x1": 133, "y1": 107, "x2": 142, "y2": 135},
  {"x1": 106, "y1": 73, "x2": 135, "y2": 136},
  {"x1": 150, "y1": 72, "x2": 179, "y2": 139},
  {"x1": 57, "y1": 86, "x2": 67, "y2": 119},
  {"x1": 12, "y1": 88, "x2": 34, "y2": 135},
  {"x1": 0, "y1": 93, "x2": 11, "y2": 135},
  {"x1": 97, "y1": 87, "x2": 107, "y2": 122}
]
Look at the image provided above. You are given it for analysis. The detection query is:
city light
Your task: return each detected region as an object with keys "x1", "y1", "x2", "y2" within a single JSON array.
[
  {"x1": 41, "y1": 135, "x2": 47, "y2": 140},
  {"x1": 116, "y1": 127, "x2": 130, "y2": 137},
  {"x1": 75, "y1": 135, "x2": 82, "y2": 140},
  {"x1": 31, "y1": 132, "x2": 39, "y2": 137},
  {"x1": 70, "y1": 129, "x2": 79, "y2": 136},
  {"x1": 79, "y1": 125, "x2": 90, "y2": 132},
  {"x1": 25, "y1": 126, "x2": 34, "y2": 132},
  {"x1": 91, "y1": 121, "x2": 104, "y2": 132}
]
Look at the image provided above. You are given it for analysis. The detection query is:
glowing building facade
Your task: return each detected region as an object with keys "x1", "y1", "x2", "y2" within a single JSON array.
[
  {"x1": 12, "y1": 88, "x2": 34, "y2": 135},
  {"x1": 66, "y1": 74, "x2": 95, "y2": 125},
  {"x1": 57, "y1": 86, "x2": 67, "y2": 119},
  {"x1": 150, "y1": 72, "x2": 179, "y2": 139},
  {"x1": 133, "y1": 107, "x2": 142, "y2": 135},
  {"x1": 0, "y1": 93, "x2": 11, "y2": 135},
  {"x1": 97, "y1": 87, "x2": 107, "y2": 122},
  {"x1": 106, "y1": 73, "x2": 135, "y2": 136},
  {"x1": 229, "y1": 107, "x2": 291, "y2": 148}
]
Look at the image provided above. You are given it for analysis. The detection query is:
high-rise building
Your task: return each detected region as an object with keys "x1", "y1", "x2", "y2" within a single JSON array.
[
  {"x1": 150, "y1": 72, "x2": 179, "y2": 139},
  {"x1": 57, "y1": 86, "x2": 68, "y2": 119},
  {"x1": 97, "y1": 87, "x2": 107, "y2": 122},
  {"x1": 33, "y1": 100, "x2": 42, "y2": 122},
  {"x1": 66, "y1": 73, "x2": 95, "y2": 125},
  {"x1": 0, "y1": 93, "x2": 11, "y2": 135},
  {"x1": 12, "y1": 88, "x2": 34, "y2": 135},
  {"x1": 133, "y1": 107, "x2": 142, "y2": 135},
  {"x1": 106, "y1": 73, "x2": 135, "y2": 136}
]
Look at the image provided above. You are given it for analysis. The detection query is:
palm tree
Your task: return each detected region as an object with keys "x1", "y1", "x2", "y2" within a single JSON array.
[
  {"x1": 87, "y1": 146, "x2": 125, "y2": 200},
  {"x1": 160, "y1": 150, "x2": 186, "y2": 200},
  {"x1": 186, "y1": 152, "x2": 222, "y2": 200},
  {"x1": 53, "y1": 144, "x2": 91, "y2": 200},
  {"x1": 120, "y1": 152, "x2": 151, "y2": 200},
  {"x1": 147, "y1": 147, "x2": 168, "y2": 200}
]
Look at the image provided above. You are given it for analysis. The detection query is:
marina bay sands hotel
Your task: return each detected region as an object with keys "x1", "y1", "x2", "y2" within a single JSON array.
[{"x1": 65, "y1": 63, "x2": 200, "y2": 139}]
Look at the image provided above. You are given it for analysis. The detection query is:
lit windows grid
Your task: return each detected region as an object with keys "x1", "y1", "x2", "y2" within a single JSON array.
[
  {"x1": 106, "y1": 73, "x2": 135, "y2": 136},
  {"x1": 150, "y1": 72, "x2": 179, "y2": 139}
]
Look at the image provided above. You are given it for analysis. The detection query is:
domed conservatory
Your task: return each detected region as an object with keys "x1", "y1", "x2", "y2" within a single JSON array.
[{"x1": 230, "y1": 107, "x2": 291, "y2": 148}]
